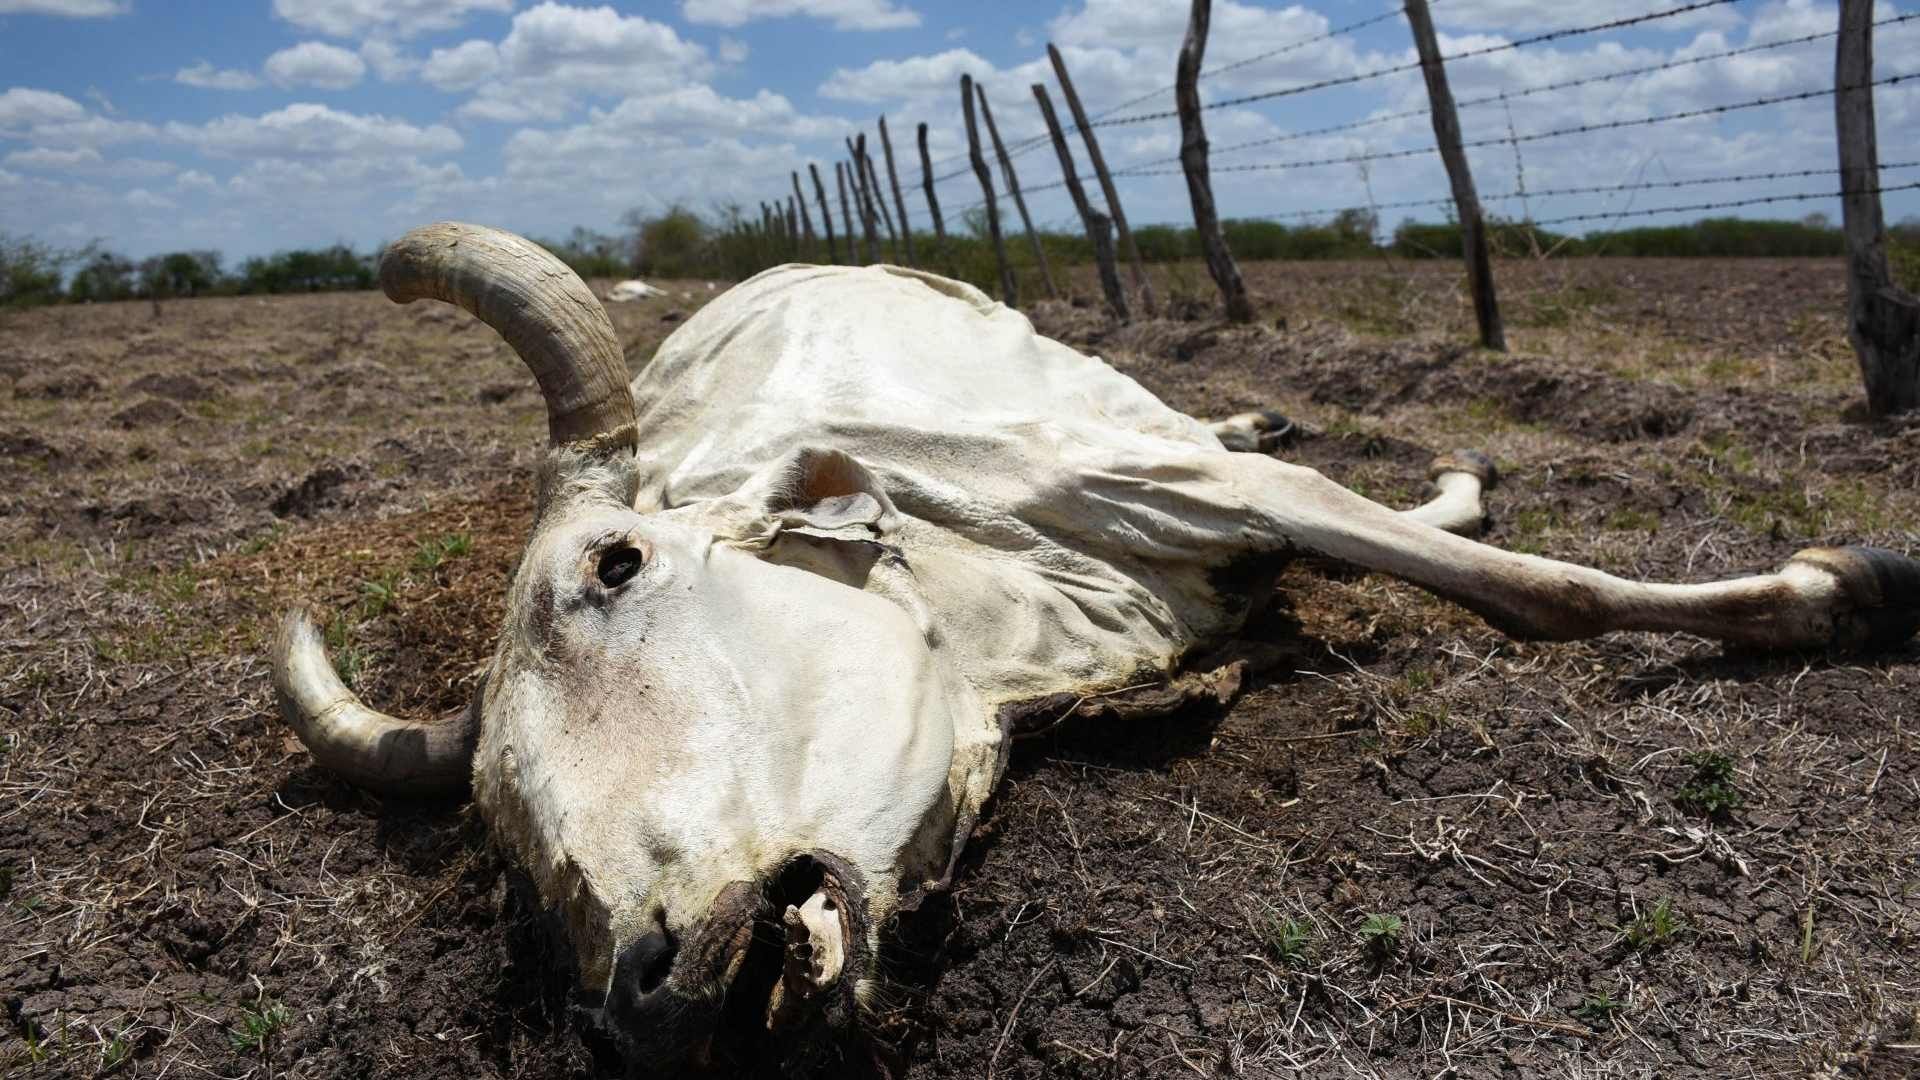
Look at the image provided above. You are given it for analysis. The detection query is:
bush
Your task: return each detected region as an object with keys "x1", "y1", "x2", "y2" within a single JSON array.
[
  {"x1": 635, "y1": 206, "x2": 706, "y2": 278},
  {"x1": 0, "y1": 233, "x2": 76, "y2": 308},
  {"x1": 67, "y1": 252, "x2": 136, "y2": 302},
  {"x1": 535, "y1": 226, "x2": 630, "y2": 281},
  {"x1": 237, "y1": 246, "x2": 369, "y2": 294}
]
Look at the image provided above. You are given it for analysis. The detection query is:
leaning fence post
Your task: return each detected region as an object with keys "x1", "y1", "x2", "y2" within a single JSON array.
[
  {"x1": 1837, "y1": 0, "x2": 1920, "y2": 415},
  {"x1": 878, "y1": 116, "x2": 918, "y2": 266},
  {"x1": 786, "y1": 195, "x2": 801, "y2": 255},
  {"x1": 835, "y1": 160, "x2": 861, "y2": 264},
  {"x1": 862, "y1": 146, "x2": 900, "y2": 262},
  {"x1": 1175, "y1": 0, "x2": 1253, "y2": 323},
  {"x1": 1049, "y1": 43, "x2": 1156, "y2": 313},
  {"x1": 962, "y1": 73, "x2": 1017, "y2": 306},
  {"x1": 1035, "y1": 83, "x2": 1128, "y2": 320},
  {"x1": 1405, "y1": 0, "x2": 1505, "y2": 350},
  {"x1": 790, "y1": 171, "x2": 817, "y2": 258},
  {"x1": 810, "y1": 163, "x2": 840, "y2": 264},
  {"x1": 918, "y1": 122, "x2": 948, "y2": 249},
  {"x1": 846, "y1": 139, "x2": 882, "y2": 264},
  {"x1": 976, "y1": 82, "x2": 1057, "y2": 299}
]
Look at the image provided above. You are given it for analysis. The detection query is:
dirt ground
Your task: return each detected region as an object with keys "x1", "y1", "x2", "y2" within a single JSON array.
[{"x1": 3, "y1": 257, "x2": 1917, "y2": 1079}]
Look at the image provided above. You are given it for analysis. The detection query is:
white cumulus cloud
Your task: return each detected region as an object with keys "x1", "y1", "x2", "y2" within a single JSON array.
[
  {"x1": 359, "y1": 39, "x2": 421, "y2": 82},
  {"x1": 170, "y1": 103, "x2": 462, "y2": 159},
  {"x1": 681, "y1": 0, "x2": 919, "y2": 31},
  {"x1": 271, "y1": 0, "x2": 512, "y2": 40},
  {"x1": 0, "y1": 0, "x2": 128, "y2": 16},
  {"x1": 422, "y1": 39, "x2": 502, "y2": 91},
  {"x1": 452, "y1": 3, "x2": 714, "y2": 122},
  {"x1": 175, "y1": 60, "x2": 262, "y2": 91},
  {"x1": 0, "y1": 87, "x2": 89, "y2": 132},
  {"x1": 265, "y1": 42, "x2": 368, "y2": 90}
]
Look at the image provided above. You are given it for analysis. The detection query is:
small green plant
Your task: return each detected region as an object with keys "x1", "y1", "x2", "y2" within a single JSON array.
[
  {"x1": 19, "y1": 1027, "x2": 52, "y2": 1065},
  {"x1": 359, "y1": 573, "x2": 401, "y2": 617},
  {"x1": 1625, "y1": 898, "x2": 1683, "y2": 951},
  {"x1": 411, "y1": 531, "x2": 474, "y2": 572},
  {"x1": 1676, "y1": 750, "x2": 1743, "y2": 817},
  {"x1": 1357, "y1": 913, "x2": 1404, "y2": 960},
  {"x1": 1604, "y1": 508, "x2": 1660, "y2": 533},
  {"x1": 239, "y1": 523, "x2": 287, "y2": 556},
  {"x1": 101, "y1": 1025, "x2": 135, "y2": 1070},
  {"x1": 323, "y1": 617, "x2": 370, "y2": 689},
  {"x1": 229, "y1": 999, "x2": 290, "y2": 1054},
  {"x1": 1574, "y1": 992, "x2": 1625, "y2": 1027},
  {"x1": 1258, "y1": 915, "x2": 1314, "y2": 965}
]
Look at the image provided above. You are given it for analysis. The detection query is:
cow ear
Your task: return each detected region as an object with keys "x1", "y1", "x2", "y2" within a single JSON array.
[{"x1": 713, "y1": 446, "x2": 901, "y2": 549}]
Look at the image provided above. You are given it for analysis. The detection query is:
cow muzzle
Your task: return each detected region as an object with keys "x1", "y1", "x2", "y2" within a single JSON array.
[{"x1": 599, "y1": 853, "x2": 871, "y2": 1075}]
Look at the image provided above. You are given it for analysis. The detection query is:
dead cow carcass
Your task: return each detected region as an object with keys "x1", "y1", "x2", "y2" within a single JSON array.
[
  {"x1": 274, "y1": 223, "x2": 1920, "y2": 1072},
  {"x1": 604, "y1": 278, "x2": 667, "y2": 303}
]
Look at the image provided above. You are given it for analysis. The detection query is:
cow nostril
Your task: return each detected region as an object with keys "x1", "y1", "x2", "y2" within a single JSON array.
[{"x1": 616, "y1": 926, "x2": 678, "y2": 998}]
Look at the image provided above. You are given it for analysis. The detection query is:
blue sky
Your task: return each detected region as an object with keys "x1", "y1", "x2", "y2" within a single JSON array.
[{"x1": 1, "y1": 0, "x2": 1916, "y2": 263}]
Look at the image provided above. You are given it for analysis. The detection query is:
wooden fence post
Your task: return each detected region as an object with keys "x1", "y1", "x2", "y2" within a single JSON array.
[
  {"x1": 1837, "y1": 0, "x2": 1920, "y2": 416},
  {"x1": 1405, "y1": 0, "x2": 1505, "y2": 350},
  {"x1": 844, "y1": 157, "x2": 867, "y2": 263},
  {"x1": 1035, "y1": 83, "x2": 1128, "y2": 320},
  {"x1": 790, "y1": 171, "x2": 817, "y2": 258},
  {"x1": 962, "y1": 73, "x2": 1017, "y2": 306},
  {"x1": 918, "y1": 122, "x2": 948, "y2": 248},
  {"x1": 1049, "y1": 43, "x2": 1156, "y2": 313},
  {"x1": 863, "y1": 147, "x2": 900, "y2": 262},
  {"x1": 975, "y1": 82, "x2": 1057, "y2": 299},
  {"x1": 1175, "y1": 0, "x2": 1253, "y2": 323},
  {"x1": 786, "y1": 195, "x2": 801, "y2": 255},
  {"x1": 879, "y1": 116, "x2": 918, "y2": 266},
  {"x1": 846, "y1": 139, "x2": 882, "y2": 263},
  {"x1": 809, "y1": 162, "x2": 840, "y2": 264}
]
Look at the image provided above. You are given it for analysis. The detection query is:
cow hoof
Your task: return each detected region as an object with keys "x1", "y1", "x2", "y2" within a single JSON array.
[
  {"x1": 1788, "y1": 546, "x2": 1920, "y2": 651},
  {"x1": 1429, "y1": 449, "x2": 1498, "y2": 490}
]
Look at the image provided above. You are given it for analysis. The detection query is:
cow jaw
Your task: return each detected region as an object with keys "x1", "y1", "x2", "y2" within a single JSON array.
[{"x1": 469, "y1": 490, "x2": 958, "y2": 1056}]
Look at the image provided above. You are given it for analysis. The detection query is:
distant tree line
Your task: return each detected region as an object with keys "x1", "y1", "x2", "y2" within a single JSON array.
[
  {"x1": 0, "y1": 236, "x2": 377, "y2": 308},
  {"x1": 4, "y1": 210, "x2": 1916, "y2": 311}
]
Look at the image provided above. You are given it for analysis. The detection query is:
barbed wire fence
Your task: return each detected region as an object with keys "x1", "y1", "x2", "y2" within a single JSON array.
[{"x1": 746, "y1": 0, "x2": 1919, "y2": 415}]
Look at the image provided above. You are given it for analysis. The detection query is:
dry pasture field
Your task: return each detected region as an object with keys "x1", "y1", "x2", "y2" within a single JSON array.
[{"x1": 2, "y1": 257, "x2": 1917, "y2": 1079}]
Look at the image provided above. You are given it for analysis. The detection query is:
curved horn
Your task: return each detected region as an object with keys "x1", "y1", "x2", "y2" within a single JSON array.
[
  {"x1": 272, "y1": 608, "x2": 479, "y2": 796},
  {"x1": 380, "y1": 221, "x2": 636, "y2": 453}
]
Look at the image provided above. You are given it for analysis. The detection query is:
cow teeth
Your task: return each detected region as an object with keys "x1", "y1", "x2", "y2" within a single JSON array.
[{"x1": 795, "y1": 889, "x2": 844, "y2": 989}]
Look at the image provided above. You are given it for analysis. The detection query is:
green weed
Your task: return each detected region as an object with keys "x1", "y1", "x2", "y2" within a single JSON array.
[
  {"x1": 1357, "y1": 913, "x2": 1404, "y2": 960},
  {"x1": 1676, "y1": 751, "x2": 1743, "y2": 817},
  {"x1": 229, "y1": 999, "x2": 290, "y2": 1054},
  {"x1": 1258, "y1": 915, "x2": 1314, "y2": 966},
  {"x1": 1625, "y1": 898, "x2": 1683, "y2": 952}
]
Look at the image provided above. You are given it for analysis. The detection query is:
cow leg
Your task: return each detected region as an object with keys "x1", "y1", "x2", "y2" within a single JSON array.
[
  {"x1": 1207, "y1": 410, "x2": 1295, "y2": 453},
  {"x1": 1402, "y1": 450, "x2": 1493, "y2": 537},
  {"x1": 1239, "y1": 456, "x2": 1920, "y2": 652},
  {"x1": 1206, "y1": 410, "x2": 1492, "y2": 539}
]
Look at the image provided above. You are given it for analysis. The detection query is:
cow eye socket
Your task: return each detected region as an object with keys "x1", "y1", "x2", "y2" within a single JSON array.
[{"x1": 597, "y1": 546, "x2": 644, "y2": 589}]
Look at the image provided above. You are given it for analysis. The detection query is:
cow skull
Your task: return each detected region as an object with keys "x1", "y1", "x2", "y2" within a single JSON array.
[{"x1": 273, "y1": 224, "x2": 956, "y2": 1068}]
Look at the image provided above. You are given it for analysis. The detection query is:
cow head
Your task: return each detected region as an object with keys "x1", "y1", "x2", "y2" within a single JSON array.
[{"x1": 271, "y1": 223, "x2": 960, "y2": 1072}]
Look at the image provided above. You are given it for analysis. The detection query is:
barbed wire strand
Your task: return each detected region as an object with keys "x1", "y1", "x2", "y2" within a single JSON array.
[
  {"x1": 940, "y1": 70, "x2": 1915, "y2": 216},
  {"x1": 1210, "y1": 12, "x2": 1920, "y2": 159},
  {"x1": 1112, "y1": 72, "x2": 1918, "y2": 180},
  {"x1": 1526, "y1": 179, "x2": 1920, "y2": 227},
  {"x1": 1238, "y1": 161, "x2": 1920, "y2": 223},
  {"x1": 1092, "y1": 0, "x2": 1746, "y2": 128},
  {"x1": 911, "y1": 3, "x2": 1409, "y2": 185}
]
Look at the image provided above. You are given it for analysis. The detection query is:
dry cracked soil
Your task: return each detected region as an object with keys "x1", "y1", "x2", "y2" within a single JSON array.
[{"x1": 2, "y1": 257, "x2": 1917, "y2": 1079}]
